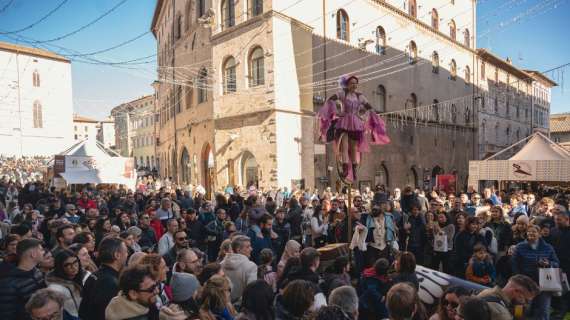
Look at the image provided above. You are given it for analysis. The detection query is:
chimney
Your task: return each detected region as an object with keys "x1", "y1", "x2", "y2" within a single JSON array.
[{"x1": 506, "y1": 57, "x2": 512, "y2": 64}]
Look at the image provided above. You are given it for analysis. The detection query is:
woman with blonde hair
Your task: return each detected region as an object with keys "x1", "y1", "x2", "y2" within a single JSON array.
[
  {"x1": 199, "y1": 275, "x2": 237, "y2": 320},
  {"x1": 277, "y1": 240, "x2": 301, "y2": 277},
  {"x1": 217, "y1": 238, "x2": 233, "y2": 262}
]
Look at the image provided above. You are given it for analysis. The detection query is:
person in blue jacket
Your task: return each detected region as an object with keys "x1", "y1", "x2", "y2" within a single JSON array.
[{"x1": 512, "y1": 224, "x2": 559, "y2": 320}]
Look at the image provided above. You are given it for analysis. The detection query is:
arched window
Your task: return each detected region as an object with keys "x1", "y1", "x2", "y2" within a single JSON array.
[
  {"x1": 433, "y1": 99, "x2": 439, "y2": 121},
  {"x1": 197, "y1": 68, "x2": 208, "y2": 103},
  {"x1": 407, "y1": 93, "x2": 417, "y2": 109},
  {"x1": 185, "y1": 1, "x2": 192, "y2": 30},
  {"x1": 408, "y1": 0, "x2": 417, "y2": 18},
  {"x1": 375, "y1": 26, "x2": 386, "y2": 55},
  {"x1": 221, "y1": 0, "x2": 235, "y2": 29},
  {"x1": 175, "y1": 85, "x2": 182, "y2": 113},
  {"x1": 375, "y1": 85, "x2": 386, "y2": 112},
  {"x1": 223, "y1": 56, "x2": 237, "y2": 94},
  {"x1": 451, "y1": 104, "x2": 457, "y2": 122},
  {"x1": 175, "y1": 14, "x2": 182, "y2": 39},
  {"x1": 336, "y1": 9, "x2": 349, "y2": 41},
  {"x1": 449, "y1": 19, "x2": 456, "y2": 41},
  {"x1": 32, "y1": 70, "x2": 40, "y2": 87},
  {"x1": 495, "y1": 123, "x2": 499, "y2": 143},
  {"x1": 33, "y1": 100, "x2": 43, "y2": 128},
  {"x1": 197, "y1": 0, "x2": 206, "y2": 18},
  {"x1": 408, "y1": 41, "x2": 417, "y2": 64},
  {"x1": 450, "y1": 59, "x2": 457, "y2": 80},
  {"x1": 249, "y1": 47, "x2": 265, "y2": 87},
  {"x1": 432, "y1": 51, "x2": 439, "y2": 73},
  {"x1": 431, "y1": 9, "x2": 439, "y2": 30},
  {"x1": 506, "y1": 125, "x2": 511, "y2": 140},
  {"x1": 465, "y1": 65, "x2": 471, "y2": 84},
  {"x1": 481, "y1": 61, "x2": 486, "y2": 80},
  {"x1": 250, "y1": 0, "x2": 263, "y2": 16},
  {"x1": 185, "y1": 82, "x2": 193, "y2": 109},
  {"x1": 464, "y1": 28, "x2": 470, "y2": 47},
  {"x1": 494, "y1": 96, "x2": 498, "y2": 114}
]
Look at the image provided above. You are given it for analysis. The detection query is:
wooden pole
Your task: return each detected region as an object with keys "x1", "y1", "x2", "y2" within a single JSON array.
[{"x1": 347, "y1": 183, "x2": 353, "y2": 244}]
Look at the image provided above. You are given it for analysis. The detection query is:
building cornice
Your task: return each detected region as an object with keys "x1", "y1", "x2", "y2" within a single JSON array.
[
  {"x1": 0, "y1": 41, "x2": 70, "y2": 63},
  {"x1": 368, "y1": 0, "x2": 477, "y2": 54}
]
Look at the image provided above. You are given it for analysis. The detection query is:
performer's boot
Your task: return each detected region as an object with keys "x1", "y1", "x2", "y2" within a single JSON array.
[{"x1": 341, "y1": 163, "x2": 349, "y2": 178}]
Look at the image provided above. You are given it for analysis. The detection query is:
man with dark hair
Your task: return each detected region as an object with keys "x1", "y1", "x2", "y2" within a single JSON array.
[
  {"x1": 248, "y1": 213, "x2": 275, "y2": 264},
  {"x1": 287, "y1": 247, "x2": 321, "y2": 286},
  {"x1": 163, "y1": 230, "x2": 188, "y2": 267},
  {"x1": 399, "y1": 204, "x2": 426, "y2": 265},
  {"x1": 25, "y1": 288, "x2": 65, "y2": 320},
  {"x1": 0, "y1": 238, "x2": 46, "y2": 320},
  {"x1": 10, "y1": 223, "x2": 32, "y2": 239},
  {"x1": 457, "y1": 296, "x2": 492, "y2": 320},
  {"x1": 185, "y1": 208, "x2": 206, "y2": 250},
  {"x1": 79, "y1": 237, "x2": 129, "y2": 320},
  {"x1": 205, "y1": 208, "x2": 227, "y2": 261},
  {"x1": 137, "y1": 212, "x2": 157, "y2": 252},
  {"x1": 478, "y1": 274, "x2": 539, "y2": 320},
  {"x1": 105, "y1": 265, "x2": 159, "y2": 320},
  {"x1": 52, "y1": 224, "x2": 75, "y2": 257}
]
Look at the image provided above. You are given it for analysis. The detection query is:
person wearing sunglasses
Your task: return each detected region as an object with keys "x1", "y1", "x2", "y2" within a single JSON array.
[
  {"x1": 105, "y1": 265, "x2": 160, "y2": 320},
  {"x1": 429, "y1": 286, "x2": 470, "y2": 320},
  {"x1": 46, "y1": 250, "x2": 88, "y2": 320}
]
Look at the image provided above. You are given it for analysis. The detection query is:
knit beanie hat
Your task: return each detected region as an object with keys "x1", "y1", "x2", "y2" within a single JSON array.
[{"x1": 170, "y1": 270, "x2": 200, "y2": 303}]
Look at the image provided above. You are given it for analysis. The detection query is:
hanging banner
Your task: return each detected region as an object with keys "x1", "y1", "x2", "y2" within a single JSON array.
[{"x1": 436, "y1": 174, "x2": 457, "y2": 194}]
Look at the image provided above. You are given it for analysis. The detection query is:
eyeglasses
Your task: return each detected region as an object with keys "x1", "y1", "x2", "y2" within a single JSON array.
[
  {"x1": 138, "y1": 282, "x2": 159, "y2": 293},
  {"x1": 63, "y1": 259, "x2": 80, "y2": 268},
  {"x1": 31, "y1": 310, "x2": 62, "y2": 320},
  {"x1": 443, "y1": 299, "x2": 459, "y2": 309}
]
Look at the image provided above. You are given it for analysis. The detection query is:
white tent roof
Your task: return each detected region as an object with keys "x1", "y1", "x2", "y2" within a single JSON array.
[
  {"x1": 58, "y1": 138, "x2": 119, "y2": 158},
  {"x1": 509, "y1": 133, "x2": 570, "y2": 161}
]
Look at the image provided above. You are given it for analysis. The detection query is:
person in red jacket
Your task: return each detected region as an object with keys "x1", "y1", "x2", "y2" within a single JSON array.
[
  {"x1": 148, "y1": 209, "x2": 164, "y2": 243},
  {"x1": 77, "y1": 193, "x2": 97, "y2": 212}
]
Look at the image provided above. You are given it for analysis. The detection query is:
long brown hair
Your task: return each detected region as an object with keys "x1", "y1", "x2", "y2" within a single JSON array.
[{"x1": 199, "y1": 275, "x2": 236, "y2": 317}]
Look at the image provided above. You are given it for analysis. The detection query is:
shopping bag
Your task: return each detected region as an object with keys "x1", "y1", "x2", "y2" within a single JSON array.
[
  {"x1": 433, "y1": 231, "x2": 448, "y2": 252},
  {"x1": 539, "y1": 268, "x2": 562, "y2": 292}
]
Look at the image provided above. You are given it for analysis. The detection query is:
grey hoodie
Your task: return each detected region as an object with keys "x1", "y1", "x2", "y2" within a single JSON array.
[{"x1": 221, "y1": 253, "x2": 257, "y2": 303}]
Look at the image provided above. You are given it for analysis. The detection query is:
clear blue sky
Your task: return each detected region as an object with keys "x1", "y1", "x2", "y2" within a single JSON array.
[{"x1": 0, "y1": 0, "x2": 568, "y2": 120}]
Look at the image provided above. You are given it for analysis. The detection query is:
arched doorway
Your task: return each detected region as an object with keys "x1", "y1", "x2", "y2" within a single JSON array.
[
  {"x1": 201, "y1": 144, "x2": 214, "y2": 198},
  {"x1": 180, "y1": 148, "x2": 191, "y2": 184},
  {"x1": 374, "y1": 162, "x2": 390, "y2": 189},
  {"x1": 407, "y1": 166, "x2": 419, "y2": 188},
  {"x1": 240, "y1": 151, "x2": 259, "y2": 188}
]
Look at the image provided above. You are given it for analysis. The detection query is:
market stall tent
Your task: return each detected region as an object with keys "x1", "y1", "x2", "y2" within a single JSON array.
[
  {"x1": 52, "y1": 138, "x2": 136, "y2": 189},
  {"x1": 468, "y1": 132, "x2": 570, "y2": 191}
]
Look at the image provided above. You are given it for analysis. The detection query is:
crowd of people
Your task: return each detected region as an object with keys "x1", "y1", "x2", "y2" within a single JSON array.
[{"x1": 0, "y1": 159, "x2": 569, "y2": 320}]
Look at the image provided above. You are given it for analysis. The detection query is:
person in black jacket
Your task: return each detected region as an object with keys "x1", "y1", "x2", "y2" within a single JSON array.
[
  {"x1": 454, "y1": 217, "x2": 486, "y2": 278},
  {"x1": 0, "y1": 238, "x2": 46, "y2": 320},
  {"x1": 79, "y1": 237, "x2": 128, "y2": 320},
  {"x1": 286, "y1": 197, "x2": 303, "y2": 243},
  {"x1": 138, "y1": 212, "x2": 157, "y2": 252},
  {"x1": 399, "y1": 204, "x2": 426, "y2": 265}
]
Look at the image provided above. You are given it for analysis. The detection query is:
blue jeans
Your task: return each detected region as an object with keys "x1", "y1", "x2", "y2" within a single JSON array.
[{"x1": 530, "y1": 292, "x2": 552, "y2": 320}]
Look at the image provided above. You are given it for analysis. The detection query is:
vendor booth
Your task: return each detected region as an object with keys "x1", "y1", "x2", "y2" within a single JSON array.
[
  {"x1": 51, "y1": 138, "x2": 136, "y2": 189},
  {"x1": 468, "y1": 132, "x2": 570, "y2": 192}
]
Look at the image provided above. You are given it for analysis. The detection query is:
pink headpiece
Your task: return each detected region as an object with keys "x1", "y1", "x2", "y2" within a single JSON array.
[{"x1": 338, "y1": 74, "x2": 359, "y2": 89}]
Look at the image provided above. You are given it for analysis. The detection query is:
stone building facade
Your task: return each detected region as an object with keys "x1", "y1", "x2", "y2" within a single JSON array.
[
  {"x1": 97, "y1": 117, "x2": 116, "y2": 150},
  {"x1": 550, "y1": 113, "x2": 570, "y2": 144},
  {"x1": 72, "y1": 115, "x2": 99, "y2": 142},
  {"x1": 110, "y1": 95, "x2": 155, "y2": 166},
  {"x1": 0, "y1": 41, "x2": 73, "y2": 157},
  {"x1": 151, "y1": 0, "x2": 555, "y2": 192}
]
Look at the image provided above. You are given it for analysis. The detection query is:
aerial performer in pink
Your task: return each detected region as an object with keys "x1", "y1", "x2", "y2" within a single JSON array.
[{"x1": 318, "y1": 75, "x2": 390, "y2": 182}]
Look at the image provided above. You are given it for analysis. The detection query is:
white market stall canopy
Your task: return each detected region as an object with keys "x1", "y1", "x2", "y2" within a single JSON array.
[
  {"x1": 468, "y1": 132, "x2": 570, "y2": 190},
  {"x1": 53, "y1": 138, "x2": 136, "y2": 189}
]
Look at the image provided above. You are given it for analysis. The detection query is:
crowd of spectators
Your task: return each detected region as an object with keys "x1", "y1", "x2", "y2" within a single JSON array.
[{"x1": 0, "y1": 160, "x2": 569, "y2": 320}]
